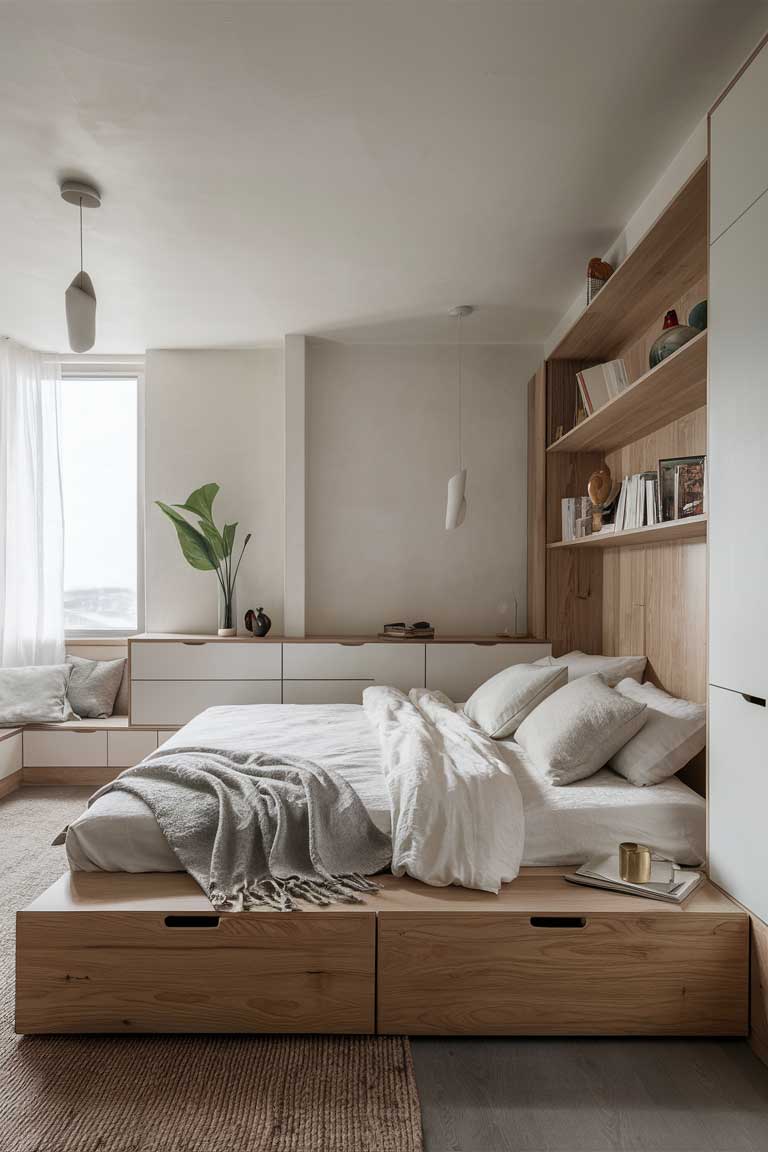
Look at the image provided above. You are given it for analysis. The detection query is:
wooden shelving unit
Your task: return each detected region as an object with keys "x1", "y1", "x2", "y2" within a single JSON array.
[
  {"x1": 547, "y1": 330, "x2": 707, "y2": 455},
  {"x1": 550, "y1": 162, "x2": 708, "y2": 360},
  {"x1": 547, "y1": 515, "x2": 707, "y2": 551}
]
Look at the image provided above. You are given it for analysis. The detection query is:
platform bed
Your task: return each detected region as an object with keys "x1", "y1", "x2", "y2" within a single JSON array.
[{"x1": 16, "y1": 868, "x2": 748, "y2": 1037}]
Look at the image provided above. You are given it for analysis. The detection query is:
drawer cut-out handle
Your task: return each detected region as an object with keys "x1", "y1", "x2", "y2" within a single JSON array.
[
  {"x1": 181, "y1": 641, "x2": 207, "y2": 646},
  {"x1": 530, "y1": 916, "x2": 587, "y2": 929},
  {"x1": 741, "y1": 693, "x2": 766, "y2": 708},
  {"x1": 164, "y1": 915, "x2": 220, "y2": 929},
  {"x1": 339, "y1": 642, "x2": 364, "y2": 647}
]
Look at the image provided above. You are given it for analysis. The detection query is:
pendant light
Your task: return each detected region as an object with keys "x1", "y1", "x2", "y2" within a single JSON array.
[
  {"x1": 60, "y1": 180, "x2": 101, "y2": 352},
  {"x1": 445, "y1": 305, "x2": 473, "y2": 530}
]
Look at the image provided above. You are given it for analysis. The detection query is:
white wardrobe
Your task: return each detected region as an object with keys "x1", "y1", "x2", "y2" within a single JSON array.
[{"x1": 708, "y1": 37, "x2": 768, "y2": 924}]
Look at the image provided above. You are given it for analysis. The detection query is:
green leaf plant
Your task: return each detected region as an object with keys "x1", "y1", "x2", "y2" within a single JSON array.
[{"x1": 156, "y1": 484, "x2": 251, "y2": 631}]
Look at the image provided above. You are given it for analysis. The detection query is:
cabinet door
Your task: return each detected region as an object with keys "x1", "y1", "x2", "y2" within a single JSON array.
[
  {"x1": 107, "y1": 730, "x2": 159, "y2": 768},
  {"x1": 130, "y1": 641, "x2": 281, "y2": 681},
  {"x1": 709, "y1": 192, "x2": 768, "y2": 700},
  {"x1": 282, "y1": 680, "x2": 372, "y2": 705},
  {"x1": 130, "y1": 681, "x2": 281, "y2": 726},
  {"x1": 709, "y1": 684, "x2": 768, "y2": 922},
  {"x1": 425, "y1": 643, "x2": 551, "y2": 702},
  {"x1": 282, "y1": 643, "x2": 424, "y2": 690},
  {"x1": 710, "y1": 40, "x2": 768, "y2": 242}
]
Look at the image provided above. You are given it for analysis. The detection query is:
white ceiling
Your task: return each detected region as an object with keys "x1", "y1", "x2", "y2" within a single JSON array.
[{"x1": 1, "y1": 1, "x2": 767, "y2": 352}]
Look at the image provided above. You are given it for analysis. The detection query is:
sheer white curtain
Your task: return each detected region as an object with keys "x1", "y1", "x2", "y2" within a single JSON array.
[{"x1": 0, "y1": 339, "x2": 65, "y2": 666}]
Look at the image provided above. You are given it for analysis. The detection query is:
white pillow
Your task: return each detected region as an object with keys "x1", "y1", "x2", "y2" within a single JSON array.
[
  {"x1": 0, "y1": 664, "x2": 78, "y2": 725},
  {"x1": 464, "y1": 663, "x2": 568, "y2": 739},
  {"x1": 533, "y1": 650, "x2": 646, "y2": 688},
  {"x1": 515, "y1": 673, "x2": 648, "y2": 786},
  {"x1": 609, "y1": 678, "x2": 706, "y2": 786}
]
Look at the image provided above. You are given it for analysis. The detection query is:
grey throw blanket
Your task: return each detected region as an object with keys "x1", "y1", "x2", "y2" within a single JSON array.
[{"x1": 87, "y1": 747, "x2": 392, "y2": 912}]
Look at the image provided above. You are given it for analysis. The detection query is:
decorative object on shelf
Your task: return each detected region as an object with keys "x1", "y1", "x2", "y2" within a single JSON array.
[
  {"x1": 587, "y1": 463, "x2": 616, "y2": 533},
  {"x1": 445, "y1": 305, "x2": 474, "y2": 530},
  {"x1": 156, "y1": 483, "x2": 251, "y2": 637},
  {"x1": 586, "y1": 258, "x2": 614, "y2": 305},
  {"x1": 649, "y1": 309, "x2": 698, "y2": 368},
  {"x1": 619, "y1": 842, "x2": 652, "y2": 884},
  {"x1": 60, "y1": 180, "x2": 101, "y2": 352},
  {"x1": 688, "y1": 299, "x2": 708, "y2": 332},
  {"x1": 379, "y1": 621, "x2": 435, "y2": 639},
  {"x1": 658, "y1": 455, "x2": 706, "y2": 522},
  {"x1": 244, "y1": 607, "x2": 272, "y2": 637}
]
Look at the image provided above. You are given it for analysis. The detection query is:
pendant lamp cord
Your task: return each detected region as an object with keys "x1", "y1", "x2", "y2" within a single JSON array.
[
  {"x1": 79, "y1": 196, "x2": 84, "y2": 289},
  {"x1": 456, "y1": 310, "x2": 463, "y2": 471}
]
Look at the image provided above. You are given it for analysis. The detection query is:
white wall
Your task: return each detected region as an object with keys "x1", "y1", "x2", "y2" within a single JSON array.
[
  {"x1": 306, "y1": 341, "x2": 540, "y2": 636},
  {"x1": 144, "y1": 349, "x2": 284, "y2": 634}
]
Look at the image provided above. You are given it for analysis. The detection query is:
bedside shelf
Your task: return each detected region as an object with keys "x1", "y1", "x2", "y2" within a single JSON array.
[
  {"x1": 550, "y1": 162, "x2": 707, "y2": 361},
  {"x1": 547, "y1": 330, "x2": 707, "y2": 455},
  {"x1": 548, "y1": 515, "x2": 707, "y2": 550}
]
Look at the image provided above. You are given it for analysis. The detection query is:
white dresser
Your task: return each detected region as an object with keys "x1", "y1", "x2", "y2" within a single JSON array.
[
  {"x1": 708, "y1": 38, "x2": 768, "y2": 923},
  {"x1": 129, "y1": 635, "x2": 551, "y2": 724}
]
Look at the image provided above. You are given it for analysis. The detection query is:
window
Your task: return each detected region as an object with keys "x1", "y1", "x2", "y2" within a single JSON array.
[{"x1": 60, "y1": 371, "x2": 142, "y2": 633}]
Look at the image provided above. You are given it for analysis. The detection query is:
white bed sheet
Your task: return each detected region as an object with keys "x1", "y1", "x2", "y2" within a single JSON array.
[{"x1": 65, "y1": 703, "x2": 706, "y2": 872}]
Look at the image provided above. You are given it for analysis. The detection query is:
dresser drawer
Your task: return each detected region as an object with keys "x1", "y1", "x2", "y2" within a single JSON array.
[
  {"x1": 107, "y1": 730, "x2": 159, "y2": 768},
  {"x1": 130, "y1": 641, "x2": 281, "y2": 681},
  {"x1": 24, "y1": 730, "x2": 108, "y2": 768},
  {"x1": 425, "y1": 643, "x2": 551, "y2": 702},
  {"x1": 130, "y1": 680, "x2": 281, "y2": 727},
  {"x1": 282, "y1": 680, "x2": 373, "y2": 705},
  {"x1": 283, "y1": 643, "x2": 424, "y2": 690}
]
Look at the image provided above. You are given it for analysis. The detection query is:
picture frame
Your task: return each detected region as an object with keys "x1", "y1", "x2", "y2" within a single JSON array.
[{"x1": 658, "y1": 455, "x2": 706, "y2": 522}]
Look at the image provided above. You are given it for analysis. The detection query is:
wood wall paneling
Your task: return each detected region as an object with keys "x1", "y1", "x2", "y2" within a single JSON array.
[{"x1": 527, "y1": 367, "x2": 547, "y2": 638}]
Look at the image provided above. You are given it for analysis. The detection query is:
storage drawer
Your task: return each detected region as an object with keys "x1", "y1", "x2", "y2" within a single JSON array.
[
  {"x1": 156, "y1": 729, "x2": 180, "y2": 749},
  {"x1": 282, "y1": 680, "x2": 373, "y2": 705},
  {"x1": 710, "y1": 40, "x2": 768, "y2": 241},
  {"x1": 23, "y1": 730, "x2": 108, "y2": 768},
  {"x1": 130, "y1": 641, "x2": 281, "y2": 681},
  {"x1": 709, "y1": 683, "x2": 768, "y2": 922},
  {"x1": 283, "y1": 642, "x2": 424, "y2": 690},
  {"x1": 377, "y1": 911, "x2": 748, "y2": 1036},
  {"x1": 425, "y1": 643, "x2": 551, "y2": 702},
  {"x1": 16, "y1": 911, "x2": 375, "y2": 1034},
  {"x1": 130, "y1": 680, "x2": 281, "y2": 726},
  {"x1": 107, "y1": 729, "x2": 159, "y2": 768}
]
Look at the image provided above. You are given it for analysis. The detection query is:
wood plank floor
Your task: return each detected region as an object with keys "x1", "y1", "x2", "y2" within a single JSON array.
[{"x1": 411, "y1": 1037, "x2": 768, "y2": 1152}]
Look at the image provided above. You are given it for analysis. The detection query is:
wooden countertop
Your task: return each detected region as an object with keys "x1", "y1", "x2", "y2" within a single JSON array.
[{"x1": 131, "y1": 634, "x2": 550, "y2": 645}]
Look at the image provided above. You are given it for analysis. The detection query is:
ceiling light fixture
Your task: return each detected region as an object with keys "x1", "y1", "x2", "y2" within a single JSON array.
[
  {"x1": 445, "y1": 305, "x2": 474, "y2": 530},
  {"x1": 60, "y1": 180, "x2": 101, "y2": 352}
]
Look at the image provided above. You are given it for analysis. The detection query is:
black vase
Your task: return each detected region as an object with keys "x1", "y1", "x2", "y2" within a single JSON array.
[{"x1": 245, "y1": 607, "x2": 271, "y2": 637}]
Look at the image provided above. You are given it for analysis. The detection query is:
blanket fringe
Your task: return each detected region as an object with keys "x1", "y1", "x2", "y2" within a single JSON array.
[{"x1": 210, "y1": 872, "x2": 381, "y2": 913}]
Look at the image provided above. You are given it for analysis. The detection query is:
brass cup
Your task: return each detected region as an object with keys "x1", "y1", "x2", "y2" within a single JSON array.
[{"x1": 619, "y1": 842, "x2": 652, "y2": 884}]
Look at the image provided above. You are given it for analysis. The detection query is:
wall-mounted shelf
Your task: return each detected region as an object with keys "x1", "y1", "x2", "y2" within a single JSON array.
[
  {"x1": 550, "y1": 162, "x2": 708, "y2": 361},
  {"x1": 547, "y1": 330, "x2": 707, "y2": 455},
  {"x1": 548, "y1": 515, "x2": 707, "y2": 551}
]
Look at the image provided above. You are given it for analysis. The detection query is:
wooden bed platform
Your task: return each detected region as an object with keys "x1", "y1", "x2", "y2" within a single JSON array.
[{"x1": 16, "y1": 869, "x2": 748, "y2": 1037}]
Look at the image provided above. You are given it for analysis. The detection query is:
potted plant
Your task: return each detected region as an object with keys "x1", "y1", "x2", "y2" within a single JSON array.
[{"x1": 157, "y1": 483, "x2": 251, "y2": 636}]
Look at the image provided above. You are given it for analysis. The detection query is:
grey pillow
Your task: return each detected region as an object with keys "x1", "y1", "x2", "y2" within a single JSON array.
[
  {"x1": 515, "y1": 673, "x2": 648, "y2": 786},
  {"x1": 66, "y1": 654, "x2": 126, "y2": 719},
  {"x1": 0, "y1": 665, "x2": 78, "y2": 725}
]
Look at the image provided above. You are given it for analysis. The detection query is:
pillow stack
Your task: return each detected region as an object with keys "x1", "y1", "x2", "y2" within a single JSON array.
[
  {"x1": 464, "y1": 663, "x2": 568, "y2": 738},
  {"x1": 533, "y1": 650, "x2": 646, "y2": 688},
  {"x1": 608, "y1": 678, "x2": 706, "y2": 785}
]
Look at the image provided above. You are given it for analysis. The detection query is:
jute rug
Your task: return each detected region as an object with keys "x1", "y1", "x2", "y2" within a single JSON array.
[{"x1": 0, "y1": 786, "x2": 423, "y2": 1152}]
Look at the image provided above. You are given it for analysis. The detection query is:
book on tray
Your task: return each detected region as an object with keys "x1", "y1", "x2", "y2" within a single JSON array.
[
  {"x1": 576, "y1": 359, "x2": 630, "y2": 415},
  {"x1": 564, "y1": 854, "x2": 703, "y2": 903},
  {"x1": 379, "y1": 622, "x2": 435, "y2": 639}
]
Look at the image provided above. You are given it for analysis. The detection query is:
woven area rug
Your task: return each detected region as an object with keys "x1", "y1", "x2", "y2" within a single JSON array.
[{"x1": 0, "y1": 787, "x2": 423, "y2": 1152}]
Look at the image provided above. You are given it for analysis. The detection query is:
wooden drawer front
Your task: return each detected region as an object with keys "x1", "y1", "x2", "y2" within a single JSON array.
[
  {"x1": 282, "y1": 680, "x2": 373, "y2": 705},
  {"x1": 377, "y1": 912, "x2": 748, "y2": 1036},
  {"x1": 283, "y1": 643, "x2": 424, "y2": 690},
  {"x1": 23, "y1": 730, "x2": 108, "y2": 768},
  {"x1": 107, "y1": 730, "x2": 159, "y2": 768},
  {"x1": 16, "y1": 912, "x2": 375, "y2": 1034},
  {"x1": 425, "y1": 643, "x2": 551, "y2": 702},
  {"x1": 130, "y1": 641, "x2": 281, "y2": 681},
  {"x1": 708, "y1": 684, "x2": 768, "y2": 923},
  {"x1": 0, "y1": 732, "x2": 22, "y2": 781},
  {"x1": 130, "y1": 680, "x2": 281, "y2": 726},
  {"x1": 156, "y1": 729, "x2": 180, "y2": 749}
]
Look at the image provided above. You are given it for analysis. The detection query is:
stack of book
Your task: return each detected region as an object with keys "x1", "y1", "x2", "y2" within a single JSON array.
[
  {"x1": 614, "y1": 472, "x2": 659, "y2": 532},
  {"x1": 576, "y1": 358, "x2": 630, "y2": 415},
  {"x1": 379, "y1": 622, "x2": 435, "y2": 639},
  {"x1": 561, "y1": 496, "x2": 593, "y2": 541},
  {"x1": 565, "y1": 854, "x2": 703, "y2": 904}
]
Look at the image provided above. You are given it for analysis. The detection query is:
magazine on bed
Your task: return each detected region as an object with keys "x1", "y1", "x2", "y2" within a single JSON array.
[{"x1": 565, "y1": 853, "x2": 703, "y2": 903}]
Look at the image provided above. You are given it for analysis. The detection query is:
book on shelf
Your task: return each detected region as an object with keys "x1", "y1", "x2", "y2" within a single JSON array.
[
  {"x1": 561, "y1": 496, "x2": 592, "y2": 542},
  {"x1": 614, "y1": 471, "x2": 659, "y2": 532},
  {"x1": 659, "y1": 455, "x2": 706, "y2": 522},
  {"x1": 565, "y1": 854, "x2": 703, "y2": 904},
  {"x1": 379, "y1": 622, "x2": 435, "y2": 639},
  {"x1": 576, "y1": 358, "x2": 630, "y2": 415}
]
